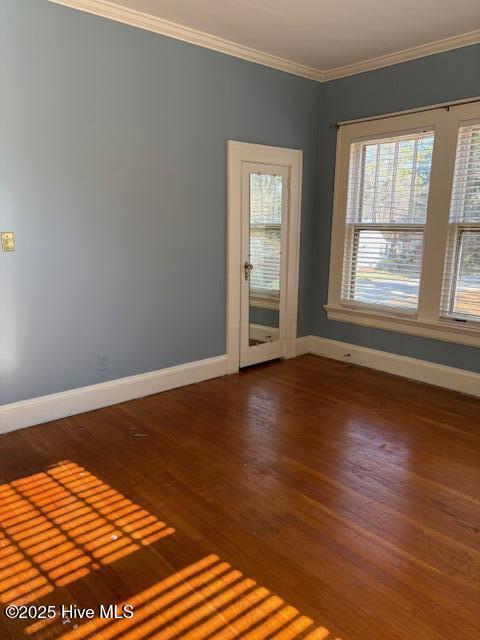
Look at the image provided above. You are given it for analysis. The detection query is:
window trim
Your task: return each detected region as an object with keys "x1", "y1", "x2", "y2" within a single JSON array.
[
  {"x1": 250, "y1": 293, "x2": 280, "y2": 310},
  {"x1": 326, "y1": 102, "x2": 480, "y2": 348}
]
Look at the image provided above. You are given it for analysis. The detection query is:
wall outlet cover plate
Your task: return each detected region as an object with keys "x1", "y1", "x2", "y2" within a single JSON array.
[{"x1": 1, "y1": 232, "x2": 15, "y2": 252}]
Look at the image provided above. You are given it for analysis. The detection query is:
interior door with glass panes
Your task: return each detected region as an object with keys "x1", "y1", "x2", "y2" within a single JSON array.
[{"x1": 240, "y1": 162, "x2": 289, "y2": 367}]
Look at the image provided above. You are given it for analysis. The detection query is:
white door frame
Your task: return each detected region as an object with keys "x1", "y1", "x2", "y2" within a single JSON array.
[{"x1": 227, "y1": 140, "x2": 303, "y2": 373}]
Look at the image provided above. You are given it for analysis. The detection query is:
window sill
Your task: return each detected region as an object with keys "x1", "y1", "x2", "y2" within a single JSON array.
[
  {"x1": 324, "y1": 304, "x2": 480, "y2": 348},
  {"x1": 250, "y1": 295, "x2": 280, "y2": 310}
]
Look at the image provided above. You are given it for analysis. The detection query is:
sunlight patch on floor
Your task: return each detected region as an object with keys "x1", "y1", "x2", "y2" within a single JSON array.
[
  {"x1": 26, "y1": 555, "x2": 335, "y2": 640},
  {"x1": 1, "y1": 461, "x2": 339, "y2": 639},
  {"x1": 0, "y1": 461, "x2": 174, "y2": 604}
]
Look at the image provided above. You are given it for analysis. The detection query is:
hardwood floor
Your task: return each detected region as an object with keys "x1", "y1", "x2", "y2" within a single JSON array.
[{"x1": 0, "y1": 354, "x2": 479, "y2": 640}]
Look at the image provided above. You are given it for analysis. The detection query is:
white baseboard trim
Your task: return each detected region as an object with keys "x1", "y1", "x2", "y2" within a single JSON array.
[
  {"x1": 2, "y1": 337, "x2": 477, "y2": 435},
  {"x1": 0, "y1": 355, "x2": 228, "y2": 435},
  {"x1": 295, "y1": 335, "x2": 312, "y2": 356},
  {"x1": 301, "y1": 335, "x2": 480, "y2": 398}
]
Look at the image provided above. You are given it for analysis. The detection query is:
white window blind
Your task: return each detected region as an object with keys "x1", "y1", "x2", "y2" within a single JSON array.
[
  {"x1": 341, "y1": 130, "x2": 434, "y2": 311},
  {"x1": 249, "y1": 174, "x2": 283, "y2": 296},
  {"x1": 441, "y1": 122, "x2": 480, "y2": 321}
]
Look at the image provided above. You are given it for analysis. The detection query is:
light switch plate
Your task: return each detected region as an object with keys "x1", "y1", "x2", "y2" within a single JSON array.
[{"x1": 1, "y1": 232, "x2": 15, "y2": 252}]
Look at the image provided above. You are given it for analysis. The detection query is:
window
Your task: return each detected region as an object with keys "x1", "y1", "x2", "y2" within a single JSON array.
[
  {"x1": 327, "y1": 101, "x2": 480, "y2": 347},
  {"x1": 249, "y1": 173, "x2": 283, "y2": 299},
  {"x1": 342, "y1": 131, "x2": 434, "y2": 312},
  {"x1": 441, "y1": 123, "x2": 480, "y2": 321}
]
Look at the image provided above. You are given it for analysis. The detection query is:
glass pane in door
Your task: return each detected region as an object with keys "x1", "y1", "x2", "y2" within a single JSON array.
[{"x1": 248, "y1": 173, "x2": 283, "y2": 346}]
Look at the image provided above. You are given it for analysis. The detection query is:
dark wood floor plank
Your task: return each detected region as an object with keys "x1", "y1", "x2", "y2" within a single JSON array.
[{"x1": 0, "y1": 354, "x2": 479, "y2": 640}]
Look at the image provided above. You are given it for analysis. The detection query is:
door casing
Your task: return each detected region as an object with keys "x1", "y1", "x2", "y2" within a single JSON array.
[{"x1": 227, "y1": 141, "x2": 303, "y2": 373}]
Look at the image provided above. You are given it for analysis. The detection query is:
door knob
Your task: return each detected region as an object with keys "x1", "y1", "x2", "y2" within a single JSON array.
[{"x1": 244, "y1": 261, "x2": 253, "y2": 280}]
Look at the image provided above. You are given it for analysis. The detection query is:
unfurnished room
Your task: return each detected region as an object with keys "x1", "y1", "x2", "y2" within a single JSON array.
[{"x1": 0, "y1": 1, "x2": 479, "y2": 639}]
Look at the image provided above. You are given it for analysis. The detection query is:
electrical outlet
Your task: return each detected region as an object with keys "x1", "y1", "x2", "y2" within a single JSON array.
[
  {"x1": 342, "y1": 352, "x2": 353, "y2": 367},
  {"x1": 97, "y1": 355, "x2": 108, "y2": 371}
]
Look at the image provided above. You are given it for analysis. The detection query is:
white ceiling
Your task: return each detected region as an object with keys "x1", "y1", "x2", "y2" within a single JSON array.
[{"x1": 107, "y1": 0, "x2": 480, "y2": 70}]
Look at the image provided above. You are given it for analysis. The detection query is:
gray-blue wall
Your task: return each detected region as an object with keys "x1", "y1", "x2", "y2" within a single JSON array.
[
  {"x1": 312, "y1": 44, "x2": 480, "y2": 372},
  {"x1": 1, "y1": 1, "x2": 479, "y2": 406},
  {"x1": 0, "y1": 0, "x2": 320, "y2": 404}
]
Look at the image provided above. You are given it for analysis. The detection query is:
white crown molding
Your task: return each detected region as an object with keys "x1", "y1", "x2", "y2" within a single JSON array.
[
  {"x1": 323, "y1": 28, "x2": 480, "y2": 81},
  {"x1": 47, "y1": 0, "x2": 325, "y2": 81},
  {"x1": 49, "y1": 1, "x2": 480, "y2": 83},
  {"x1": 0, "y1": 354, "x2": 228, "y2": 434}
]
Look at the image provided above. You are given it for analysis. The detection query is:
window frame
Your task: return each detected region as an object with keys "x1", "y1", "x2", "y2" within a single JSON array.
[{"x1": 326, "y1": 102, "x2": 480, "y2": 348}]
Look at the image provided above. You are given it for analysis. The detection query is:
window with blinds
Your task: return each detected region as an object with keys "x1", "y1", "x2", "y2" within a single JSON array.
[
  {"x1": 441, "y1": 122, "x2": 480, "y2": 321},
  {"x1": 341, "y1": 130, "x2": 434, "y2": 311},
  {"x1": 328, "y1": 101, "x2": 480, "y2": 346},
  {"x1": 249, "y1": 173, "x2": 283, "y2": 297}
]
